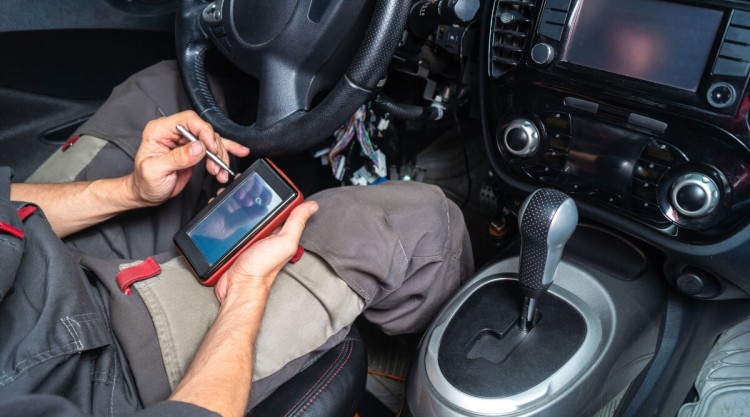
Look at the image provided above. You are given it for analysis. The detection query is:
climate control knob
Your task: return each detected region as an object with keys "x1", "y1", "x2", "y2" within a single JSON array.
[
  {"x1": 670, "y1": 173, "x2": 720, "y2": 218},
  {"x1": 504, "y1": 119, "x2": 540, "y2": 157}
]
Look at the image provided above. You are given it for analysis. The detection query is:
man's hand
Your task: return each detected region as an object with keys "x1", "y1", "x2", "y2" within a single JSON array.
[
  {"x1": 11, "y1": 111, "x2": 250, "y2": 238},
  {"x1": 214, "y1": 201, "x2": 320, "y2": 302},
  {"x1": 128, "y1": 111, "x2": 250, "y2": 207},
  {"x1": 171, "y1": 200, "x2": 319, "y2": 417}
]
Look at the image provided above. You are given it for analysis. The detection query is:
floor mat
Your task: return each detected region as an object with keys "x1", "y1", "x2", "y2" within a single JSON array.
[
  {"x1": 679, "y1": 316, "x2": 750, "y2": 417},
  {"x1": 357, "y1": 319, "x2": 420, "y2": 415}
]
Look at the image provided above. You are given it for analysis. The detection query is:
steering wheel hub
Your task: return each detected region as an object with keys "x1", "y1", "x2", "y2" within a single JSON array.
[{"x1": 233, "y1": 0, "x2": 297, "y2": 46}]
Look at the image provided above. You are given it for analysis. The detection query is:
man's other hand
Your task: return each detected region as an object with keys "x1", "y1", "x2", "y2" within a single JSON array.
[
  {"x1": 129, "y1": 111, "x2": 250, "y2": 207},
  {"x1": 215, "y1": 201, "x2": 320, "y2": 303}
]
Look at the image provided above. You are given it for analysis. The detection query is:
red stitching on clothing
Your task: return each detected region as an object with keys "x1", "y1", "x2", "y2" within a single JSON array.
[
  {"x1": 283, "y1": 341, "x2": 349, "y2": 417},
  {"x1": 0, "y1": 222, "x2": 24, "y2": 239},
  {"x1": 17, "y1": 205, "x2": 37, "y2": 221},
  {"x1": 61, "y1": 135, "x2": 81, "y2": 152},
  {"x1": 294, "y1": 341, "x2": 355, "y2": 417},
  {"x1": 115, "y1": 257, "x2": 161, "y2": 295}
]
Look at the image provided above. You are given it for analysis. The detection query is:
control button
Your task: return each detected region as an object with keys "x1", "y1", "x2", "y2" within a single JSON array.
[
  {"x1": 720, "y1": 42, "x2": 750, "y2": 62},
  {"x1": 732, "y1": 10, "x2": 750, "y2": 28},
  {"x1": 548, "y1": 132, "x2": 570, "y2": 153},
  {"x1": 538, "y1": 22, "x2": 564, "y2": 41},
  {"x1": 632, "y1": 179, "x2": 657, "y2": 203},
  {"x1": 627, "y1": 113, "x2": 667, "y2": 133},
  {"x1": 633, "y1": 199, "x2": 669, "y2": 224},
  {"x1": 564, "y1": 97, "x2": 599, "y2": 114},
  {"x1": 561, "y1": 176, "x2": 587, "y2": 193},
  {"x1": 725, "y1": 26, "x2": 750, "y2": 44},
  {"x1": 525, "y1": 165, "x2": 561, "y2": 181},
  {"x1": 706, "y1": 82, "x2": 737, "y2": 109},
  {"x1": 545, "y1": 0, "x2": 572, "y2": 10},
  {"x1": 634, "y1": 161, "x2": 666, "y2": 182},
  {"x1": 713, "y1": 58, "x2": 750, "y2": 78},
  {"x1": 531, "y1": 43, "x2": 556, "y2": 65},
  {"x1": 203, "y1": 0, "x2": 224, "y2": 24},
  {"x1": 670, "y1": 173, "x2": 720, "y2": 218},
  {"x1": 542, "y1": 112, "x2": 571, "y2": 134},
  {"x1": 596, "y1": 191, "x2": 622, "y2": 206},
  {"x1": 507, "y1": 129, "x2": 529, "y2": 151},
  {"x1": 503, "y1": 119, "x2": 540, "y2": 157},
  {"x1": 541, "y1": 9, "x2": 567, "y2": 24},
  {"x1": 539, "y1": 151, "x2": 566, "y2": 170},
  {"x1": 643, "y1": 141, "x2": 686, "y2": 165},
  {"x1": 676, "y1": 184, "x2": 707, "y2": 212},
  {"x1": 675, "y1": 267, "x2": 720, "y2": 298}
]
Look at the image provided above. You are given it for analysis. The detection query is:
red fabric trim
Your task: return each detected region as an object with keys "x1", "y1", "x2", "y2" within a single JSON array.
[
  {"x1": 61, "y1": 135, "x2": 81, "y2": 152},
  {"x1": 17, "y1": 205, "x2": 38, "y2": 221},
  {"x1": 0, "y1": 222, "x2": 24, "y2": 239},
  {"x1": 116, "y1": 257, "x2": 162, "y2": 295},
  {"x1": 290, "y1": 244, "x2": 305, "y2": 264}
]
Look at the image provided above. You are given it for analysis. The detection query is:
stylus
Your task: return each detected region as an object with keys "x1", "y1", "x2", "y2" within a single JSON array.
[{"x1": 176, "y1": 124, "x2": 236, "y2": 177}]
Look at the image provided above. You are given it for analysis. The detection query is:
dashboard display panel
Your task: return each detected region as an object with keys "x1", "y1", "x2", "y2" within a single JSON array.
[{"x1": 563, "y1": 0, "x2": 723, "y2": 91}]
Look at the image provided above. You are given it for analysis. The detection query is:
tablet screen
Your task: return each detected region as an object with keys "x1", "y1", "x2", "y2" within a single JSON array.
[{"x1": 189, "y1": 172, "x2": 283, "y2": 265}]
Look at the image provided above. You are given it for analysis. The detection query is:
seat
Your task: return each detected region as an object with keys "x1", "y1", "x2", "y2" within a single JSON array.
[{"x1": 248, "y1": 326, "x2": 367, "y2": 417}]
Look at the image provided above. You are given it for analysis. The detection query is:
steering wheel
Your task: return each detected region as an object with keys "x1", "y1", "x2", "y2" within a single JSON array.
[{"x1": 176, "y1": 0, "x2": 411, "y2": 155}]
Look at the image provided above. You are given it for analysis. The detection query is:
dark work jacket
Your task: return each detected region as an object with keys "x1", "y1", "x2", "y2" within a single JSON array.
[{"x1": 0, "y1": 167, "x2": 217, "y2": 417}]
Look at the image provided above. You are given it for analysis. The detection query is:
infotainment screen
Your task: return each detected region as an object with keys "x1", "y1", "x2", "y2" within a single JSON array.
[{"x1": 563, "y1": 0, "x2": 724, "y2": 91}]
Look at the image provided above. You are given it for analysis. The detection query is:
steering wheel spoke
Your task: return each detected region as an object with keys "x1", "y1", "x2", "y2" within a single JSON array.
[{"x1": 255, "y1": 59, "x2": 313, "y2": 129}]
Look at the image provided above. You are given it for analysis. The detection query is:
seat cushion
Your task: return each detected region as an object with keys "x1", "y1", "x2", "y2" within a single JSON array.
[{"x1": 248, "y1": 326, "x2": 367, "y2": 417}]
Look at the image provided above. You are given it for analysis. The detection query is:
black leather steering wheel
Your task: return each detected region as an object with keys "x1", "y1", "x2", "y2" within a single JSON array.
[{"x1": 176, "y1": 0, "x2": 411, "y2": 155}]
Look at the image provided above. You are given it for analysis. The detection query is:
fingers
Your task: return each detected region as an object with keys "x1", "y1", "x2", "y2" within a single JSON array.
[
  {"x1": 206, "y1": 137, "x2": 250, "y2": 183},
  {"x1": 142, "y1": 111, "x2": 213, "y2": 150},
  {"x1": 145, "y1": 111, "x2": 252, "y2": 184},
  {"x1": 178, "y1": 112, "x2": 220, "y2": 154},
  {"x1": 222, "y1": 138, "x2": 251, "y2": 158},
  {"x1": 146, "y1": 140, "x2": 206, "y2": 177}
]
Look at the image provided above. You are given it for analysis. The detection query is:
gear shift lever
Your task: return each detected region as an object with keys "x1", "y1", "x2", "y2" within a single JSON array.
[{"x1": 517, "y1": 188, "x2": 578, "y2": 330}]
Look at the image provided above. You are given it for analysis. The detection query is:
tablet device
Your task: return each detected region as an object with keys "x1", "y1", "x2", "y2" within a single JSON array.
[{"x1": 175, "y1": 158, "x2": 303, "y2": 286}]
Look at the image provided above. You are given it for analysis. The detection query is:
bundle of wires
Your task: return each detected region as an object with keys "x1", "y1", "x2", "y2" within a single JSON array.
[{"x1": 329, "y1": 105, "x2": 380, "y2": 180}]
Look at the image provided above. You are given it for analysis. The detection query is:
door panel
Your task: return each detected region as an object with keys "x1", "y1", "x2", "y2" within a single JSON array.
[{"x1": 0, "y1": 0, "x2": 177, "y2": 179}]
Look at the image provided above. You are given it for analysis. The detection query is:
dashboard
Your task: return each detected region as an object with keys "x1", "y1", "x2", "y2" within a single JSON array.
[{"x1": 480, "y1": 0, "x2": 750, "y2": 298}]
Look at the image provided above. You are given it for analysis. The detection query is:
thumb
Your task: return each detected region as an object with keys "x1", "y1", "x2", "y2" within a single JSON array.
[
  {"x1": 152, "y1": 141, "x2": 205, "y2": 176},
  {"x1": 279, "y1": 201, "x2": 319, "y2": 243}
]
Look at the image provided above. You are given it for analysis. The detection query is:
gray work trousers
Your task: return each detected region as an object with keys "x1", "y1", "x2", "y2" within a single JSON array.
[{"x1": 27, "y1": 60, "x2": 474, "y2": 409}]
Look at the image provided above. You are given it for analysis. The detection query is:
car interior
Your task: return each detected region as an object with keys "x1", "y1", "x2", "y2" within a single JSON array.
[{"x1": 3, "y1": 0, "x2": 750, "y2": 416}]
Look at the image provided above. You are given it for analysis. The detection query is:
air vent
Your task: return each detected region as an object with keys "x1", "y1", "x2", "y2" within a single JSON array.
[{"x1": 489, "y1": 0, "x2": 536, "y2": 78}]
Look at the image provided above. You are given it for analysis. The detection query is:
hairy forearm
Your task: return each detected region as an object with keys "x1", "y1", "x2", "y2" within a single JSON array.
[
  {"x1": 10, "y1": 175, "x2": 140, "y2": 238},
  {"x1": 169, "y1": 283, "x2": 270, "y2": 417}
]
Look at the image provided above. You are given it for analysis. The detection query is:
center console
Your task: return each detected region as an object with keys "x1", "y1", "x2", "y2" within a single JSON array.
[
  {"x1": 405, "y1": 1, "x2": 750, "y2": 416},
  {"x1": 486, "y1": 0, "x2": 750, "y2": 244}
]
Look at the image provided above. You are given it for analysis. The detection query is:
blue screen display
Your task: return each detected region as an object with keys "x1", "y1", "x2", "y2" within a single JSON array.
[{"x1": 189, "y1": 172, "x2": 283, "y2": 265}]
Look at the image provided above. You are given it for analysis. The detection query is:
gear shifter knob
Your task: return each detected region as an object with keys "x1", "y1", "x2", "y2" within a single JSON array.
[{"x1": 517, "y1": 188, "x2": 578, "y2": 327}]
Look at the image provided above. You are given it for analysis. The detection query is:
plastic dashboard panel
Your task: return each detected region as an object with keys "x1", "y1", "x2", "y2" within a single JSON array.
[{"x1": 479, "y1": 0, "x2": 750, "y2": 298}]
